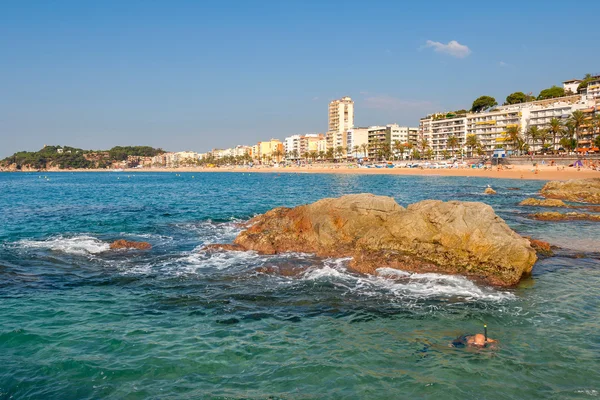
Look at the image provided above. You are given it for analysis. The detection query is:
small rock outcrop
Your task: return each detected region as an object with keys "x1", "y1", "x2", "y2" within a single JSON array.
[
  {"x1": 529, "y1": 212, "x2": 600, "y2": 222},
  {"x1": 211, "y1": 194, "x2": 537, "y2": 286},
  {"x1": 484, "y1": 187, "x2": 497, "y2": 195},
  {"x1": 109, "y1": 240, "x2": 152, "y2": 250},
  {"x1": 526, "y1": 238, "x2": 554, "y2": 256},
  {"x1": 540, "y1": 178, "x2": 600, "y2": 204},
  {"x1": 520, "y1": 198, "x2": 568, "y2": 207}
]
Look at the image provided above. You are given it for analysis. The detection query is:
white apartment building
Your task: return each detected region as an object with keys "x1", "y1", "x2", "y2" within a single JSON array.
[
  {"x1": 284, "y1": 135, "x2": 302, "y2": 159},
  {"x1": 388, "y1": 124, "x2": 417, "y2": 145},
  {"x1": 563, "y1": 79, "x2": 582, "y2": 94},
  {"x1": 587, "y1": 78, "x2": 600, "y2": 99},
  {"x1": 430, "y1": 117, "x2": 467, "y2": 157},
  {"x1": 327, "y1": 96, "x2": 354, "y2": 152},
  {"x1": 346, "y1": 127, "x2": 369, "y2": 157},
  {"x1": 284, "y1": 134, "x2": 326, "y2": 161},
  {"x1": 419, "y1": 94, "x2": 596, "y2": 158}
]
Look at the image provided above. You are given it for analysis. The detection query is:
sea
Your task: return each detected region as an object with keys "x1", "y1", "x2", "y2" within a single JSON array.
[{"x1": 1, "y1": 172, "x2": 599, "y2": 399}]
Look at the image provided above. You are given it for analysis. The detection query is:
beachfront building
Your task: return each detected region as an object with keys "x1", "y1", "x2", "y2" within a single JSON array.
[
  {"x1": 258, "y1": 139, "x2": 284, "y2": 163},
  {"x1": 365, "y1": 125, "x2": 418, "y2": 160},
  {"x1": 346, "y1": 128, "x2": 369, "y2": 159},
  {"x1": 327, "y1": 96, "x2": 354, "y2": 154},
  {"x1": 587, "y1": 78, "x2": 600, "y2": 99},
  {"x1": 367, "y1": 126, "x2": 388, "y2": 159},
  {"x1": 284, "y1": 134, "x2": 326, "y2": 161},
  {"x1": 563, "y1": 79, "x2": 583, "y2": 95},
  {"x1": 419, "y1": 93, "x2": 597, "y2": 158},
  {"x1": 252, "y1": 144, "x2": 261, "y2": 162},
  {"x1": 429, "y1": 115, "x2": 467, "y2": 158}
]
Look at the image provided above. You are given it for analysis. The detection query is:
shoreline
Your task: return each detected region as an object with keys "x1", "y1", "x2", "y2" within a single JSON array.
[{"x1": 3, "y1": 164, "x2": 599, "y2": 181}]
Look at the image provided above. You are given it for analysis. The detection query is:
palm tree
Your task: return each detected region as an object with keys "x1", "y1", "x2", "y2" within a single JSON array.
[
  {"x1": 318, "y1": 150, "x2": 325, "y2": 162},
  {"x1": 526, "y1": 126, "x2": 541, "y2": 153},
  {"x1": 569, "y1": 110, "x2": 586, "y2": 148},
  {"x1": 505, "y1": 125, "x2": 522, "y2": 154},
  {"x1": 360, "y1": 143, "x2": 369, "y2": 159},
  {"x1": 547, "y1": 118, "x2": 563, "y2": 152},
  {"x1": 335, "y1": 146, "x2": 345, "y2": 162},
  {"x1": 465, "y1": 134, "x2": 479, "y2": 158},
  {"x1": 392, "y1": 140, "x2": 405, "y2": 160},
  {"x1": 273, "y1": 149, "x2": 283, "y2": 163},
  {"x1": 538, "y1": 129, "x2": 552, "y2": 152},
  {"x1": 447, "y1": 135, "x2": 459, "y2": 158},
  {"x1": 325, "y1": 148, "x2": 334, "y2": 162},
  {"x1": 419, "y1": 137, "x2": 429, "y2": 155},
  {"x1": 352, "y1": 145, "x2": 360, "y2": 159}
]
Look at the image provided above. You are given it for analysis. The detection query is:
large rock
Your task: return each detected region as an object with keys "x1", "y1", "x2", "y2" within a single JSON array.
[
  {"x1": 540, "y1": 178, "x2": 600, "y2": 204},
  {"x1": 520, "y1": 198, "x2": 568, "y2": 207},
  {"x1": 219, "y1": 194, "x2": 537, "y2": 286}
]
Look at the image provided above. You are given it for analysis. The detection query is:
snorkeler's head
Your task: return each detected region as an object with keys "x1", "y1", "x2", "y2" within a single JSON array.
[{"x1": 472, "y1": 334, "x2": 487, "y2": 346}]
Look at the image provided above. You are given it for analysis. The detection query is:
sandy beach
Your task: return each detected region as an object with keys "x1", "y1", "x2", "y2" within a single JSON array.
[{"x1": 19, "y1": 163, "x2": 598, "y2": 181}]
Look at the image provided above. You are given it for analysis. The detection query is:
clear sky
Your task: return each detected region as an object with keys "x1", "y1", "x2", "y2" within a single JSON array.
[{"x1": 1, "y1": 0, "x2": 599, "y2": 158}]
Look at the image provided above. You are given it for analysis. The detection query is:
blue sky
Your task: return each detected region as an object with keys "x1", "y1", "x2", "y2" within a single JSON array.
[{"x1": 1, "y1": 0, "x2": 599, "y2": 157}]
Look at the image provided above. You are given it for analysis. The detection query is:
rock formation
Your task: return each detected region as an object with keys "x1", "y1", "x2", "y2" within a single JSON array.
[
  {"x1": 540, "y1": 178, "x2": 600, "y2": 204},
  {"x1": 211, "y1": 194, "x2": 537, "y2": 286},
  {"x1": 529, "y1": 212, "x2": 600, "y2": 222},
  {"x1": 519, "y1": 198, "x2": 568, "y2": 207},
  {"x1": 525, "y1": 238, "x2": 554, "y2": 256},
  {"x1": 109, "y1": 239, "x2": 152, "y2": 250},
  {"x1": 484, "y1": 187, "x2": 497, "y2": 194}
]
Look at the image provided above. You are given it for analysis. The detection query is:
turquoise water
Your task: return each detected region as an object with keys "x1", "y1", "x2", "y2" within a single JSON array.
[{"x1": 1, "y1": 172, "x2": 599, "y2": 399}]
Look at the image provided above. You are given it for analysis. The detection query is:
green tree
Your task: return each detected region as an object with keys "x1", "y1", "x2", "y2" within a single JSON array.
[
  {"x1": 538, "y1": 129, "x2": 552, "y2": 152},
  {"x1": 465, "y1": 134, "x2": 480, "y2": 158},
  {"x1": 447, "y1": 135, "x2": 459, "y2": 157},
  {"x1": 568, "y1": 110, "x2": 586, "y2": 147},
  {"x1": 547, "y1": 118, "x2": 564, "y2": 152},
  {"x1": 505, "y1": 125, "x2": 522, "y2": 154},
  {"x1": 537, "y1": 86, "x2": 565, "y2": 100},
  {"x1": 360, "y1": 143, "x2": 369, "y2": 158},
  {"x1": 471, "y1": 96, "x2": 498, "y2": 113},
  {"x1": 504, "y1": 92, "x2": 528, "y2": 105},
  {"x1": 326, "y1": 148, "x2": 334, "y2": 162},
  {"x1": 335, "y1": 146, "x2": 345, "y2": 161}
]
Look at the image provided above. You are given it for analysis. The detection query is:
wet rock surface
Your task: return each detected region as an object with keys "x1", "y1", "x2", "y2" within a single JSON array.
[
  {"x1": 213, "y1": 194, "x2": 537, "y2": 286},
  {"x1": 540, "y1": 178, "x2": 600, "y2": 204}
]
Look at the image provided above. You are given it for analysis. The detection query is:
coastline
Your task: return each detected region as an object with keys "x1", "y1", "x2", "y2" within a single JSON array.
[{"x1": 4, "y1": 164, "x2": 599, "y2": 181}]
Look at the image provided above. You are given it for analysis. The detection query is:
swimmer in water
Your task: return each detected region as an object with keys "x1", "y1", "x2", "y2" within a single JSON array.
[
  {"x1": 452, "y1": 333, "x2": 496, "y2": 348},
  {"x1": 452, "y1": 325, "x2": 497, "y2": 348}
]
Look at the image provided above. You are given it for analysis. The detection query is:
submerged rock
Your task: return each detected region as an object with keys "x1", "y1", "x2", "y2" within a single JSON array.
[
  {"x1": 529, "y1": 212, "x2": 600, "y2": 222},
  {"x1": 109, "y1": 239, "x2": 152, "y2": 250},
  {"x1": 520, "y1": 198, "x2": 568, "y2": 207},
  {"x1": 526, "y1": 238, "x2": 554, "y2": 256},
  {"x1": 215, "y1": 194, "x2": 537, "y2": 286},
  {"x1": 540, "y1": 178, "x2": 600, "y2": 204}
]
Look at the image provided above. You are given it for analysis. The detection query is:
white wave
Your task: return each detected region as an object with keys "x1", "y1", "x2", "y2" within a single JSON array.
[
  {"x1": 18, "y1": 235, "x2": 110, "y2": 255},
  {"x1": 298, "y1": 260, "x2": 514, "y2": 302},
  {"x1": 174, "y1": 220, "x2": 243, "y2": 244}
]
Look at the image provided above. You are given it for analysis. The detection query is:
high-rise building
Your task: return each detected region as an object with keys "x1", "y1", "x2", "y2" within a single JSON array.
[{"x1": 327, "y1": 96, "x2": 354, "y2": 153}]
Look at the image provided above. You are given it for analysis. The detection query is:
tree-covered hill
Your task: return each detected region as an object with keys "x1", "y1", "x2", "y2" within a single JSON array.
[{"x1": 1, "y1": 145, "x2": 166, "y2": 170}]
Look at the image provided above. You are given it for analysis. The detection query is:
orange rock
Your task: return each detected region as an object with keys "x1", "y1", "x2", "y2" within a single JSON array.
[
  {"x1": 109, "y1": 239, "x2": 152, "y2": 250},
  {"x1": 210, "y1": 194, "x2": 537, "y2": 287}
]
